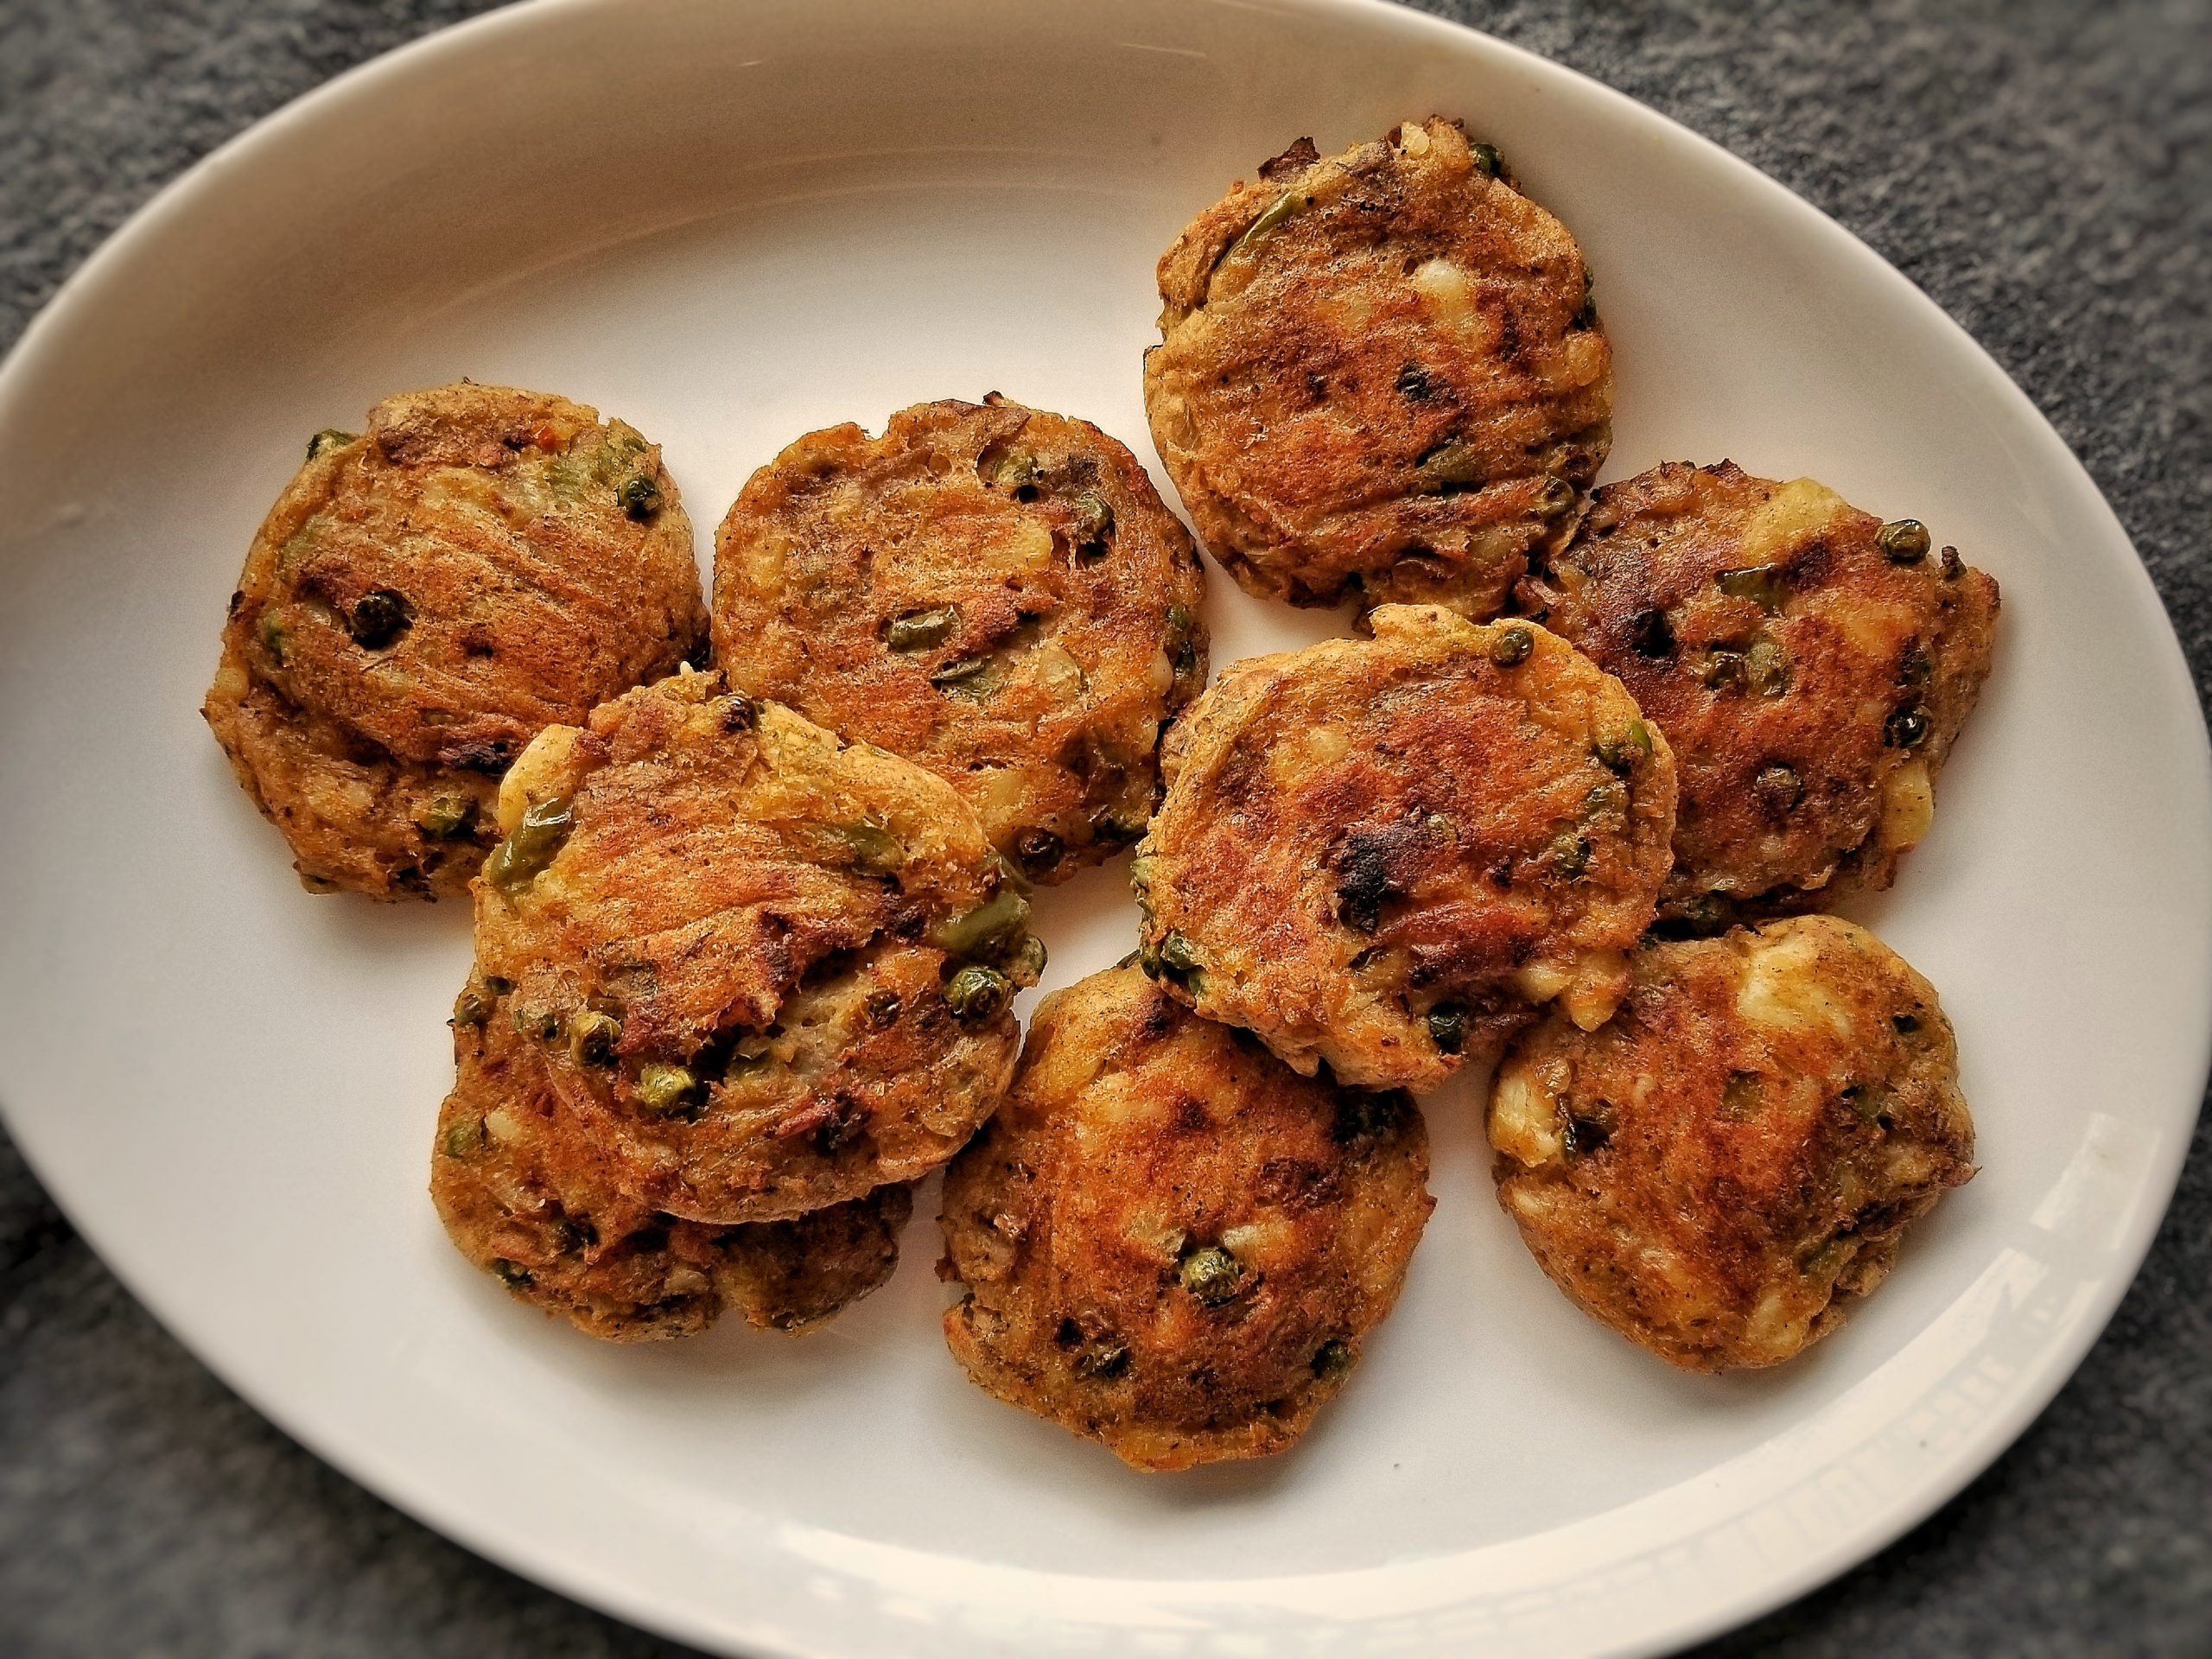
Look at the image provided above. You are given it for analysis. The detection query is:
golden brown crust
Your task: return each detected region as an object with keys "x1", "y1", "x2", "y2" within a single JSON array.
[
  {"x1": 1144, "y1": 118, "x2": 1612, "y2": 617},
  {"x1": 464, "y1": 670, "x2": 1038, "y2": 1224},
  {"x1": 1519, "y1": 462, "x2": 1999, "y2": 929},
  {"x1": 1135, "y1": 605, "x2": 1676, "y2": 1089},
  {"x1": 939, "y1": 967, "x2": 1433, "y2": 1471},
  {"x1": 432, "y1": 1016, "x2": 910, "y2": 1341},
  {"x1": 1488, "y1": 916, "x2": 1975, "y2": 1370},
  {"x1": 711, "y1": 397, "x2": 1208, "y2": 881},
  {"x1": 202, "y1": 382, "x2": 707, "y2": 899}
]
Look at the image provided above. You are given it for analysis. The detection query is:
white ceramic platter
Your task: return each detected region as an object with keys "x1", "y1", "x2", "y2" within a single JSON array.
[{"x1": 0, "y1": 2, "x2": 2205, "y2": 1654}]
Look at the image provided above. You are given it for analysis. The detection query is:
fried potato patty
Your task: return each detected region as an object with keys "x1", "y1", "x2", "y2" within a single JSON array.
[
  {"x1": 1519, "y1": 462, "x2": 1999, "y2": 930},
  {"x1": 940, "y1": 967, "x2": 1432, "y2": 1471},
  {"x1": 1135, "y1": 605, "x2": 1676, "y2": 1090},
  {"x1": 461, "y1": 668, "x2": 1039, "y2": 1224},
  {"x1": 433, "y1": 1017, "x2": 910, "y2": 1341},
  {"x1": 1489, "y1": 915, "x2": 1974, "y2": 1370},
  {"x1": 1144, "y1": 118, "x2": 1612, "y2": 617},
  {"x1": 203, "y1": 383, "x2": 707, "y2": 899},
  {"x1": 712, "y1": 396, "x2": 1208, "y2": 882}
]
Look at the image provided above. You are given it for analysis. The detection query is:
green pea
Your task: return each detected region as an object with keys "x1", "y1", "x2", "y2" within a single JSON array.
[
  {"x1": 569, "y1": 1009, "x2": 621, "y2": 1066},
  {"x1": 634, "y1": 1063, "x2": 700, "y2": 1115},
  {"x1": 1009, "y1": 933, "x2": 1048, "y2": 981},
  {"x1": 1179, "y1": 1244, "x2": 1243, "y2": 1306},
  {"x1": 486, "y1": 795, "x2": 575, "y2": 896},
  {"x1": 1715, "y1": 564, "x2": 1788, "y2": 611},
  {"x1": 1159, "y1": 931, "x2": 1203, "y2": 976},
  {"x1": 1090, "y1": 807, "x2": 1148, "y2": 846},
  {"x1": 1536, "y1": 476, "x2": 1578, "y2": 518},
  {"x1": 1014, "y1": 827, "x2": 1065, "y2": 875},
  {"x1": 1311, "y1": 1338, "x2": 1353, "y2": 1380},
  {"x1": 1593, "y1": 721, "x2": 1652, "y2": 772},
  {"x1": 929, "y1": 655, "x2": 1003, "y2": 699},
  {"x1": 1471, "y1": 142, "x2": 1503, "y2": 177},
  {"x1": 1490, "y1": 625, "x2": 1535, "y2": 667},
  {"x1": 885, "y1": 607, "x2": 958, "y2": 652},
  {"x1": 932, "y1": 884, "x2": 1031, "y2": 958},
  {"x1": 1876, "y1": 519, "x2": 1931, "y2": 563},
  {"x1": 1551, "y1": 833, "x2": 1592, "y2": 880},
  {"x1": 256, "y1": 612, "x2": 288, "y2": 665},
  {"x1": 1745, "y1": 637, "x2": 1790, "y2": 697},
  {"x1": 1073, "y1": 1339, "x2": 1131, "y2": 1380},
  {"x1": 944, "y1": 963, "x2": 1013, "y2": 1023},
  {"x1": 440, "y1": 1116, "x2": 483, "y2": 1158},
  {"x1": 451, "y1": 979, "x2": 500, "y2": 1027},
  {"x1": 490, "y1": 1259, "x2": 532, "y2": 1287},
  {"x1": 990, "y1": 450, "x2": 1042, "y2": 499},
  {"x1": 619, "y1": 474, "x2": 663, "y2": 519},
  {"x1": 1885, "y1": 706, "x2": 1931, "y2": 748},
  {"x1": 511, "y1": 1001, "x2": 561, "y2": 1041},
  {"x1": 1068, "y1": 491, "x2": 1115, "y2": 554},
  {"x1": 1699, "y1": 650, "x2": 1747, "y2": 690},
  {"x1": 830, "y1": 820, "x2": 904, "y2": 873},
  {"x1": 1843, "y1": 1081, "x2": 1891, "y2": 1124},
  {"x1": 347, "y1": 588, "x2": 412, "y2": 649},
  {"x1": 1754, "y1": 762, "x2": 1805, "y2": 813},
  {"x1": 305, "y1": 429, "x2": 356, "y2": 461},
  {"x1": 1427, "y1": 1003, "x2": 1469, "y2": 1055},
  {"x1": 548, "y1": 1217, "x2": 590, "y2": 1255},
  {"x1": 1416, "y1": 439, "x2": 1486, "y2": 491},
  {"x1": 412, "y1": 793, "x2": 474, "y2": 840},
  {"x1": 1235, "y1": 189, "x2": 1309, "y2": 252},
  {"x1": 1576, "y1": 266, "x2": 1597, "y2": 327}
]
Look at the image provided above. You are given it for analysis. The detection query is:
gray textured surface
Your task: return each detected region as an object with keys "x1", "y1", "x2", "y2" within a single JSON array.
[{"x1": 2, "y1": 0, "x2": 2207, "y2": 1655}]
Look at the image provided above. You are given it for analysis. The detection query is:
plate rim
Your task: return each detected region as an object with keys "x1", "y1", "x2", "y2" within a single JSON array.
[{"x1": 1, "y1": 0, "x2": 2206, "y2": 1655}]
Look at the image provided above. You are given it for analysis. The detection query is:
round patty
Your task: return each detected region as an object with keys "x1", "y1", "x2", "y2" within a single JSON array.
[
  {"x1": 940, "y1": 966, "x2": 1433, "y2": 1471},
  {"x1": 1488, "y1": 915, "x2": 1975, "y2": 1370},
  {"x1": 1144, "y1": 117, "x2": 1612, "y2": 617},
  {"x1": 462, "y1": 668, "x2": 1039, "y2": 1224},
  {"x1": 203, "y1": 382, "x2": 707, "y2": 899},
  {"x1": 712, "y1": 396, "x2": 1209, "y2": 883},
  {"x1": 1135, "y1": 604, "x2": 1676, "y2": 1090},
  {"x1": 433, "y1": 1016, "x2": 911, "y2": 1342},
  {"x1": 1519, "y1": 461, "x2": 2000, "y2": 931}
]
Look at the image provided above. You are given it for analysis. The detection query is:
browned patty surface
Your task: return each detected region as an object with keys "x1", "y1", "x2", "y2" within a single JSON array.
[
  {"x1": 713, "y1": 397, "x2": 1207, "y2": 882},
  {"x1": 203, "y1": 382, "x2": 706, "y2": 899},
  {"x1": 1519, "y1": 461, "x2": 1999, "y2": 929},
  {"x1": 940, "y1": 967, "x2": 1433, "y2": 1471},
  {"x1": 1145, "y1": 118, "x2": 1611, "y2": 617},
  {"x1": 1135, "y1": 604, "x2": 1675, "y2": 1090},
  {"x1": 1489, "y1": 915, "x2": 1975, "y2": 1370}
]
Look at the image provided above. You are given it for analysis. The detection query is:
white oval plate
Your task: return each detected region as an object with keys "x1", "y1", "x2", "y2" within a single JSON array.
[{"x1": 0, "y1": 2, "x2": 2204, "y2": 1655}]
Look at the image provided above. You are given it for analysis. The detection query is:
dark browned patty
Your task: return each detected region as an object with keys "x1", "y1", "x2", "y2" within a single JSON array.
[
  {"x1": 940, "y1": 966, "x2": 1433, "y2": 1471},
  {"x1": 433, "y1": 1016, "x2": 911, "y2": 1342},
  {"x1": 1135, "y1": 604, "x2": 1676, "y2": 1090},
  {"x1": 1489, "y1": 915, "x2": 1975, "y2": 1370},
  {"x1": 1144, "y1": 117, "x2": 1611, "y2": 617},
  {"x1": 461, "y1": 669, "x2": 1039, "y2": 1224},
  {"x1": 712, "y1": 397, "x2": 1208, "y2": 882},
  {"x1": 1519, "y1": 461, "x2": 1999, "y2": 930},
  {"x1": 203, "y1": 382, "x2": 707, "y2": 899}
]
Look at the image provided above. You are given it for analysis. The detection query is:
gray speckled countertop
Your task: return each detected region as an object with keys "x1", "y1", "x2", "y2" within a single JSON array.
[{"x1": 2, "y1": 2, "x2": 2207, "y2": 1655}]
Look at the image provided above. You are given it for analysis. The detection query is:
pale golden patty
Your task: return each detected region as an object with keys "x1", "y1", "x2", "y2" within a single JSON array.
[
  {"x1": 712, "y1": 397, "x2": 1208, "y2": 882},
  {"x1": 433, "y1": 1016, "x2": 910, "y2": 1342},
  {"x1": 1489, "y1": 915, "x2": 1974, "y2": 1370},
  {"x1": 461, "y1": 669, "x2": 1039, "y2": 1224},
  {"x1": 1519, "y1": 462, "x2": 1999, "y2": 931},
  {"x1": 1135, "y1": 605, "x2": 1675, "y2": 1090},
  {"x1": 1145, "y1": 117, "x2": 1612, "y2": 617},
  {"x1": 940, "y1": 967, "x2": 1433, "y2": 1471},
  {"x1": 203, "y1": 383, "x2": 707, "y2": 899}
]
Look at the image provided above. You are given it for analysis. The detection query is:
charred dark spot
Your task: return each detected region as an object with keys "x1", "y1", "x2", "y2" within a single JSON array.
[
  {"x1": 1896, "y1": 641, "x2": 1933, "y2": 688},
  {"x1": 1332, "y1": 1089, "x2": 1408, "y2": 1144},
  {"x1": 1257, "y1": 1158, "x2": 1341, "y2": 1210},
  {"x1": 808, "y1": 1095, "x2": 870, "y2": 1155},
  {"x1": 1332, "y1": 820, "x2": 1424, "y2": 932},
  {"x1": 1260, "y1": 136, "x2": 1320, "y2": 181},
  {"x1": 446, "y1": 740, "x2": 515, "y2": 774},
  {"x1": 1173, "y1": 1095, "x2": 1211, "y2": 1134},
  {"x1": 1395, "y1": 363, "x2": 1435, "y2": 401},
  {"x1": 864, "y1": 990, "x2": 903, "y2": 1028},
  {"x1": 1561, "y1": 1105, "x2": 1614, "y2": 1156},
  {"x1": 720, "y1": 696, "x2": 757, "y2": 732},
  {"x1": 1627, "y1": 607, "x2": 1676, "y2": 658}
]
